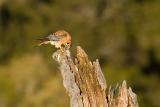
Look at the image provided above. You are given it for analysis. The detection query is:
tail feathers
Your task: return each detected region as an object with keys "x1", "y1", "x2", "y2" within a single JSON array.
[
  {"x1": 37, "y1": 37, "x2": 50, "y2": 42},
  {"x1": 37, "y1": 38, "x2": 50, "y2": 46}
]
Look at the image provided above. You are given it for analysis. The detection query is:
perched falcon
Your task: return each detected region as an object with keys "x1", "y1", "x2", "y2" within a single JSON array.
[{"x1": 37, "y1": 30, "x2": 71, "y2": 49}]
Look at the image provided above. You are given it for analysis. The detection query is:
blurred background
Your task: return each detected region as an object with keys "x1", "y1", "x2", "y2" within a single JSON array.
[{"x1": 0, "y1": 0, "x2": 160, "y2": 107}]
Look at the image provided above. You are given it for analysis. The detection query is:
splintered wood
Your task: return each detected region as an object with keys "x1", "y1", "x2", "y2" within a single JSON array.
[{"x1": 52, "y1": 46, "x2": 139, "y2": 107}]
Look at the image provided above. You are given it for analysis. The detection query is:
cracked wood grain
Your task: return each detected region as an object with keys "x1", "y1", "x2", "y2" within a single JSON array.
[{"x1": 52, "y1": 46, "x2": 139, "y2": 107}]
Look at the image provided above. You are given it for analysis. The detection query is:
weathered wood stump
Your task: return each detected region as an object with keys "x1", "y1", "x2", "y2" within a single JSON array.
[{"x1": 52, "y1": 46, "x2": 139, "y2": 107}]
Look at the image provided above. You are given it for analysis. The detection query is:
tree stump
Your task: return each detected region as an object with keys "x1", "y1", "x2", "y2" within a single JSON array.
[{"x1": 52, "y1": 46, "x2": 139, "y2": 107}]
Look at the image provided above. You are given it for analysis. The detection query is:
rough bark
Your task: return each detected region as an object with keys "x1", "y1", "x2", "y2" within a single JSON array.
[{"x1": 52, "y1": 46, "x2": 139, "y2": 107}]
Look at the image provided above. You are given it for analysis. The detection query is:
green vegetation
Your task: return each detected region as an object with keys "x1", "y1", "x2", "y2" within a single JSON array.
[{"x1": 0, "y1": 0, "x2": 160, "y2": 107}]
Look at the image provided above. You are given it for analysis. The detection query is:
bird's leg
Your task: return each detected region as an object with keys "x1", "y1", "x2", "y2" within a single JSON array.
[{"x1": 56, "y1": 47, "x2": 64, "y2": 61}]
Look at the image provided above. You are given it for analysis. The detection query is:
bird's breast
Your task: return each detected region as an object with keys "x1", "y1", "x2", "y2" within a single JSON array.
[{"x1": 49, "y1": 41, "x2": 61, "y2": 48}]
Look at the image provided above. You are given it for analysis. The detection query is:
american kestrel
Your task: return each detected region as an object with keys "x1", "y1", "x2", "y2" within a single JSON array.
[{"x1": 37, "y1": 30, "x2": 71, "y2": 49}]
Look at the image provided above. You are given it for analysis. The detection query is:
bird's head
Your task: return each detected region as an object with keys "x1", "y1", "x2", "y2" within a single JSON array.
[{"x1": 53, "y1": 30, "x2": 71, "y2": 47}]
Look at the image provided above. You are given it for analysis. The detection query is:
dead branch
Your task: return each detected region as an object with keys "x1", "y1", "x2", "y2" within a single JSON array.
[{"x1": 52, "y1": 46, "x2": 139, "y2": 107}]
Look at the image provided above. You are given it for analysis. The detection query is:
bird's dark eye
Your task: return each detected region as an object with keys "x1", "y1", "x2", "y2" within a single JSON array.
[{"x1": 67, "y1": 43, "x2": 70, "y2": 44}]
